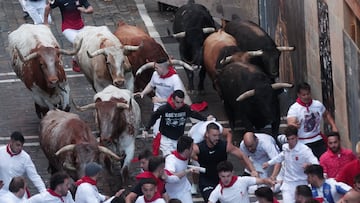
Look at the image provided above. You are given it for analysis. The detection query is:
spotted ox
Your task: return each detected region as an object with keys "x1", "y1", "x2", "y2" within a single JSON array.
[
  {"x1": 172, "y1": 2, "x2": 216, "y2": 92},
  {"x1": 8, "y1": 24, "x2": 81, "y2": 118},
  {"x1": 114, "y1": 21, "x2": 193, "y2": 94},
  {"x1": 203, "y1": 29, "x2": 292, "y2": 136},
  {"x1": 74, "y1": 26, "x2": 142, "y2": 93},
  {"x1": 224, "y1": 19, "x2": 294, "y2": 79},
  {"x1": 40, "y1": 110, "x2": 121, "y2": 181},
  {"x1": 74, "y1": 85, "x2": 140, "y2": 177}
]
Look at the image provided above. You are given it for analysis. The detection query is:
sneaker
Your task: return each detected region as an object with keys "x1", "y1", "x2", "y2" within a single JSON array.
[{"x1": 72, "y1": 59, "x2": 81, "y2": 72}]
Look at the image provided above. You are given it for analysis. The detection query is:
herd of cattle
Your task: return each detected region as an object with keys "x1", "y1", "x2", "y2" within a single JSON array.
[{"x1": 7, "y1": 2, "x2": 294, "y2": 186}]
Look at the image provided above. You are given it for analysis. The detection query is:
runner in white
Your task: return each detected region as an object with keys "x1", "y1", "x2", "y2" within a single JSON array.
[
  {"x1": 263, "y1": 126, "x2": 319, "y2": 203},
  {"x1": 208, "y1": 161, "x2": 274, "y2": 203}
]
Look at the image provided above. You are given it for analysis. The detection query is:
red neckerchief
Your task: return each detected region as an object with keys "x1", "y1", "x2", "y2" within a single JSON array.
[
  {"x1": 273, "y1": 197, "x2": 280, "y2": 203},
  {"x1": 172, "y1": 151, "x2": 187, "y2": 161},
  {"x1": 220, "y1": 176, "x2": 238, "y2": 194},
  {"x1": 47, "y1": 189, "x2": 64, "y2": 202},
  {"x1": 159, "y1": 66, "x2": 176, "y2": 79},
  {"x1": 75, "y1": 176, "x2": 97, "y2": 186},
  {"x1": 6, "y1": 144, "x2": 20, "y2": 157},
  {"x1": 167, "y1": 95, "x2": 184, "y2": 109},
  {"x1": 296, "y1": 97, "x2": 313, "y2": 112},
  {"x1": 144, "y1": 192, "x2": 162, "y2": 203}
]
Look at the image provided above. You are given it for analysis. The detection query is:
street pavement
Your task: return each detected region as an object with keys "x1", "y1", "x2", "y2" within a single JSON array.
[{"x1": 0, "y1": 0, "x2": 281, "y2": 202}]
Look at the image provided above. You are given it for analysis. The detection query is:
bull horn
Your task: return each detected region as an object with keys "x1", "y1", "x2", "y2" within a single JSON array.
[
  {"x1": 276, "y1": 46, "x2": 295, "y2": 51},
  {"x1": 63, "y1": 162, "x2": 76, "y2": 171},
  {"x1": 172, "y1": 31, "x2": 186, "y2": 38},
  {"x1": 87, "y1": 48, "x2": 106, "y2": 58},
  {"x1": 136, "y1": 62, "x2": 155, "y2": 75},
  {"x1": 202, "y1": 27, "x2": 216, "y2": 34},
  {"x1": 15, "y1": 47, "x2": 38, "y2": 62},
  {"x1": 123, "y1": 41, "x2": 143, "y2": 52},
  {"x1": 59, "y1": 38, "x2": 83, "y2": 55},
  {"x1": 116, "y1": 103, "x2": 129, "y2": 109},
  {"x1": 220, "y1": 56, "x2": 232, "y2": 65},
  {"x1": 247, "y1": 50, "x2": 263, "y2": 56},
  {"x1": 271, "y1": 83, "x2": 294, "y2": 89},
  {"x1": 170, "y1": 59, "x2": 194, "y2": 71},
  {"x1": 55, "y1": 144, "x2": 76, "y2": 156},
  {"x1": 98, "y1": 146, "x2": 121, "y2": 160},
  {"x1": 236, "y1": 89, "x2": 255, "y2": 101},
  {"x1": 72, "y1": 99, "x2": 96, "y2": 112}
]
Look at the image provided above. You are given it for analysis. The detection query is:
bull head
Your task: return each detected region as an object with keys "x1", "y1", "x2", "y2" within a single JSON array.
[
  {"x1": 236, "y1": 82, "x2": 293, "y2": 101},
  {"x1": 55, "y1": 144, "x2": 122, "y2": 160},
  {"x1": 86, "y1": 43, "x2": 142, "y2": 58},
  {"x1": 136, "y1": 59, "x2": 194, "y2": 75},
  {"x1": 172, "y1": 27, "x2": 215, "y2": 38}
]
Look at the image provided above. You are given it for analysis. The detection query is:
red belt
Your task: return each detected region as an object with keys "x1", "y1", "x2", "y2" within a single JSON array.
[{"x1": 298, "y1": 133, "x2": 320, "y2": 140}]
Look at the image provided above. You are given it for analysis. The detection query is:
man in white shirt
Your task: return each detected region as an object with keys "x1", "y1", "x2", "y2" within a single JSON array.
[
  {"x1": 135, "y1": 178, "x2": 166, "y2": 203},
  {"x1": 240, "y1": 132, "x2": 281, "y2": 179},
  {"x1": 208, "y1": 161, "x2": 274, "y2": 203},
  {"x1": 304, "y1": 164, "x2": 351, "y2": 203},
  {"x1": 0, "y1": 131, "x2": 46, "y2": 197},
  {"x1": 28, "y1": 172, "x2": 74, "y2": 203},
  {"x1": 165, "y1": 136, "x2": 197, "y2": 203},
  {"x1": 287, "y1": 82, "x2": 338, "y2": 158},
  {"x1": 263, "y1": 125, "x2": 319, "y2": 203},
  {"x1": 0, "y1": 176, "x2": 27, "y2": 203},
  {"x1": 75, "y1": 162, "x2": 124, "y2": 203}
]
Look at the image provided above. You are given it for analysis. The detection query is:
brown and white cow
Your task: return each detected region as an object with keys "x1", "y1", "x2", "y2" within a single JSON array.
[
  {"x1": 74, "y1": 26, "x2": 142, "y2": 93},
  {"x1": 40, "y1": 109, "x2": 121, "y2": 180},
  {"x1": 73, "y1": 85, "x2": 141, "y2": 175},
  {"x1": 8, "y1": 24, "x2": 81, "y2": 118},
  {"x1": 114, "y1": 21, "x2": 193, "y2": 94}
]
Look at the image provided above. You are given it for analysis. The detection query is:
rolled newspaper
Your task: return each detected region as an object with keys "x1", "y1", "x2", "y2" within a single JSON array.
[{"x1": 187, "y1": 165, "x2": 206, "y2": 173}]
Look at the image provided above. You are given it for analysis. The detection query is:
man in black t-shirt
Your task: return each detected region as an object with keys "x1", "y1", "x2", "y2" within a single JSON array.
[{"x1": 191, "y1": 123, "x2": 258, "y2": 202}]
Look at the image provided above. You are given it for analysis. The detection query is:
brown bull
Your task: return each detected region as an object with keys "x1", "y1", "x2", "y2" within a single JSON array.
[
  {"x1": 39, "y1": 110, "x2": 121, "y2": 180},
  {"x1": 114, "y1": 21, "x2": 193, "y2": 94}
]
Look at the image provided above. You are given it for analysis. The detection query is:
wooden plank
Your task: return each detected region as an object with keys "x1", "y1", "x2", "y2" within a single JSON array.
[{"x1": 345, "y1": 0, "x2": 360, "y2": 21}]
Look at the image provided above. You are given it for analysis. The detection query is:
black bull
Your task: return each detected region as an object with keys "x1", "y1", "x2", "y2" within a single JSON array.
[
  {"x1": 216, "y1": 61, "x2": 292, "y2": 137},
  {"x1": 172, "y1": 2, "x2": 216, "y2": 92}
]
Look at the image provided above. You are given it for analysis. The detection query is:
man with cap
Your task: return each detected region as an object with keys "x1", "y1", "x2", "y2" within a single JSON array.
[{"x1": 75, "y1": 162, "x2": 125, "y2": 203}]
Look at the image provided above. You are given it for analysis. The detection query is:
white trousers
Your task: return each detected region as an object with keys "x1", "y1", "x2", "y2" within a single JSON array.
[
  {"x1": 25, "y1": 0, "x2": 51, "y2": 24},
  {"x1": 160, "y1": 135, "x2": 177, "y2": 157},
  {"x1": 281, "y1": 180, "x2": 307, "y2": 203},
  {"x1": 62, "y1": 28, "x2": 85, "y2": 44}
]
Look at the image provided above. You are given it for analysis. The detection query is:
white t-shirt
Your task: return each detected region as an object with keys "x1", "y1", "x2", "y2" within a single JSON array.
[
  {"x1": 28, "y1": 191, "x2": 74, "y2": 203},
  {"x1": 287, "y1": 100, "x2": 325, "y2": 143},
  {"x1": 134, "y1": 195, "x2": 166, "y2": 203},
  {"x1": 0, "y1": 145, "x2": 46, "y2": 195},
  {"x1": 240, "y1": 133, "x2": 280, "y2": 177},
  {"x1": 149, "y1": 71, "x2": 185, "y2": 110},
  {"x1": 268, "y1": 142, "x2": 319, "y2": 182},
  {"x1": 188, "y1": 120, "x2": 223, "y2": 144},
  {"x1": 75, "y1": 183, "x2": 106, "y2": 203},
  {"x1": 208, "y1": 176, "x2": 257, "y2": 203},
  {"x1": 165, "y1": 153, "x2": 192, "y2": 202},
  {"x1": 0, "y1": 191, "x2": 25, "y2": 203}
]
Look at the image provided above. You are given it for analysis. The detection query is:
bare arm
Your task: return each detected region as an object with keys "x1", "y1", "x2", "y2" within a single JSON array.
[
  {"x1": 287, "y1": 116, "x2": 300, "y2": 128},
  {"x1": 125, "y1": 192, "x2": 137, "y2": 203},
  {"x1": 77, "y1": 5, "x2": 93, "y2": 14},
  {"x1": 323, "y1": 110, "x2": 338, "y2": 132},
  {"x1": 44, "y1": 3, "x2": 51, "y2": 25},
  {"x1": 227, "y1": 144, "x2": 258, "y2": 177},
  {"x1": 222, "y1": 128, "x2": 233, "y2": 148}
]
